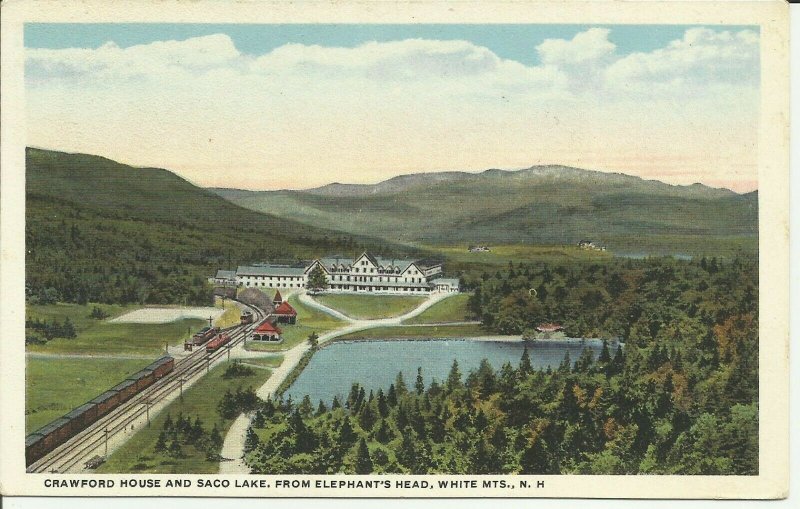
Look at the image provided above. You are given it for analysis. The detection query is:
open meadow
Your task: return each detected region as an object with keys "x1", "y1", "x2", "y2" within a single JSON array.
[
  {"x1": 26, "y1": 357, "x2": 152, "y2": 433},
  {"x1": 312, "y1": 294, "x2": 426, "y2": 320},
  {"x1": 26, "y1": 303, "x2": 205, "y2": 355}
]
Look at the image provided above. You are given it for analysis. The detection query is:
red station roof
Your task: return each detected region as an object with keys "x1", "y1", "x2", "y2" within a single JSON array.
[
  {"x1": 274, "y1": 301, "x2": 297, "y2": 316},
  {"x1": 273, "y1": 290, "x2": 283, "y2": 303},
  {"x1": 255, "y1": 320, "x2": 282, "y2": 334}
]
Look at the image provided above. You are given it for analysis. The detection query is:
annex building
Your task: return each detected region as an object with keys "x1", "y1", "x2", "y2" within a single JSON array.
[{"x1": 214, "y1": 252, "x2": 459, "y2": 294}]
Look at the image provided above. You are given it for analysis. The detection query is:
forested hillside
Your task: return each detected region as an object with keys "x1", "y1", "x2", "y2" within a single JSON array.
[
  {"x1": 25, "y1": 148, "x2": 410, "y2": 305},
  {"x1": 242, "y1": 255, "x2": 758, "y2": 474}
]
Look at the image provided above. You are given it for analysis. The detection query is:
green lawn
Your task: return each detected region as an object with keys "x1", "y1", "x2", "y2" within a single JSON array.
[
  {"x1": 313, "y1": 294, "x2": 426, "y2": 320},
  {"x1": 334, "y1": 324, "x2": 488, "y2": 341},
  {"x1": 245, "y1": 295, "x2": 345, "y2": 352},
  {"x1": 26, "y1": 303, "x2": 205, "y2": 355},
  {"x1": 26, "y1": 357, "x2": 153, "y2": 433},
  {"x1": 98, "y1": 361, "x2": 271, "y2": 474},
  {"x1": 238, "y1": 356, "x2": 284, "y2": 369},
  {"x1": 213, "y1": 297, "x2": 241, "y2": 328},
  {"x1": 403, "y1": 294, "x2": 473, "y2": 324}
]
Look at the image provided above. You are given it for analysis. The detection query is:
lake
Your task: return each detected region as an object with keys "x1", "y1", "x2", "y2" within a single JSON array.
[{"x1": 286, "y1": 338, "x2": 610, "y2": 404}]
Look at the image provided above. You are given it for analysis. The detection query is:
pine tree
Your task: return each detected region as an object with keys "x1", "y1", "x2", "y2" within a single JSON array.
[
  {"x1": 244, "y1": 426, "x2": 260, "y2": 453},
  {"x1": 354, "y1": 438, "x2": 374, "y2": 474},
  {"x1": 331, "y1": 395, "x2": 342, "y2": 410},
  {"x1": 168, "y1": 436, "x2": 183, "y2": 458},
  {"x1": 395, "y1": 372, "x2": 408, "y2": 395},
  {"x1": 520, "y1": 436, "x2": 552, "y2": 474},
  {"x1": 339, "y1": 417, "x2": 356, "y2": 446},
  {"x1": 599, "y1": 339, "x2": 612, "y2": 364},
  {"x1": 446, "y1": 359, "x2": 462, "y2": 391},
  {"x1": 387, "y1": 384, "x2": 398, "y2": 407},
  {"x1": 415, "y1": 367, "x2": 425, "y2": 395},
  {"x1": 154, "y1": 430, "x2": 168, "y2": 453},
  {"x1": 519, "y1": 346, "x2": 533, "y2": 376},
  {"x1": 375, "y1": 419, "x2": 393, "y2": 443},
  {"x1": 376, "y1": 389, "x2": 389, "y2": 417},
  {"x1": 316, "y1": 400, "x2": 328, "y2": 416},
  {"x1": 253, "y1": 410, "x2": 266, "y2": 428}
]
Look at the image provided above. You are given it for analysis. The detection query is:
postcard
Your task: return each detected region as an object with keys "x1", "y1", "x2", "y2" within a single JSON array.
[{"x1": 0, "y1": 0, "x2": 790, "y2": 499}]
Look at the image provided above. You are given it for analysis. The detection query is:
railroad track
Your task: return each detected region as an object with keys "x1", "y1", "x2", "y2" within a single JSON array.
[{"x1": 28, "y1": 301, "x2": 266, "y2": 474}]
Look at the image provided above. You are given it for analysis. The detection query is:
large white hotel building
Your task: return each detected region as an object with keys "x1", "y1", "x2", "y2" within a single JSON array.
[{"x1": 213, "y1": 251, "x2": 459, "y2": 294}]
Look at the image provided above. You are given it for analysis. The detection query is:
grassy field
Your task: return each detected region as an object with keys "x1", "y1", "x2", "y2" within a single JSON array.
[
  {"x1": 403, "y1": 294, "x2": 472, "y2": 324},
  {"x1": 313, "y1": 294, "x2": 426, "y2": 320},
  {"x1": 333, "y1": 324, "x2": 487, "y2": 341},
  {"x1": 26, "y1": 303, "x2": 204, "y2": 355},
  {"x1": 98, "y1": 361, "x2": 271, "y2": 474},
  {"x1": 245, "y1": 295, "x2": 345, "y2": 352},
  {"x1": 213, "y1": 297, "x2": 241, "y2": 328},
  {"x1": 238, "y1": 356, "x2": 283, "y2": 369},
  {"x1": 26, "y1": 357, "x2": 152, "y2": 433}
]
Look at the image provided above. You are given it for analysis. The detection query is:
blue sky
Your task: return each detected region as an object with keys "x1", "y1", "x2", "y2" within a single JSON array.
[
  {"x1": 24, "y1": 23, "x2": 761, "y2": 192},
  {"x1": 24, "y1": 23, "x2": 755, "y2": 67}
]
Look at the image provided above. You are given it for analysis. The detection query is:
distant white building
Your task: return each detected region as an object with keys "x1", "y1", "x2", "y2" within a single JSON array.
[{"x1": 219, "y1": 251, "x2": 458, "y2": 294}]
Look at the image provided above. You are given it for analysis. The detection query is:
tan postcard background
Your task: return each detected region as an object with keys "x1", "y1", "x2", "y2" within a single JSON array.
[{"x1": 0, "y1": 0, "x2": 790, "y2": 499}]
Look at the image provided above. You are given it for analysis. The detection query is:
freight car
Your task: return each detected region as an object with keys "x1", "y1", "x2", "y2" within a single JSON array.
[
  {"x1": 191, "y1": 326, "x2": 220, "y2": 346},
  {"x1": 240, "y1": 310, "x2": 253, "y2": 325},
  {"x1": 205, "y1": 332, "x2": 232, "y2": 353},
  {"x1": 25, "y1": 356, "x2": 175, "y2": 467},
  {"x1": 147, "y1": 356, "x2": 174, "y2": 379}
]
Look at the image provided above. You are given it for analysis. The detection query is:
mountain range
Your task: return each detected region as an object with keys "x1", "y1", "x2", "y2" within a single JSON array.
[{"x1": 212, "y1": 165, "x2": 758, "y2": 256}]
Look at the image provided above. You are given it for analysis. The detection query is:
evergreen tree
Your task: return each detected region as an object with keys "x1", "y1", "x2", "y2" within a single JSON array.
[
  {"x1": 339, "y1": 417, "x2": 356, "y2": 446},
  {"x1": 244, "y1": 426, "x2": 260, "y2": 453},
  {"x1": 168, "y1": 436, "x2": 183, "y2": 458},
  {"x1": 446, "y1": 360, "x2": 462, "y2": 391},
  {"x1": 415, "y1": 367, "x2": 425, "y2": 395},
  {"x1": 519, "y1": 346, "x2": 533, "y2": 376},
  {"x1": 395, "y1": 372, "x2": 408, "y2": 395},
  {"x1": 354, "y1": 438, "x2": 374, "y2": 474},
  {"x1": 154, "y1": 431, "x2": 168, "y2": 453},
  {"x1": 377, "y1": 389, "x2": 389, "y2": 418},
  {"x1": 387, "y1": 384, "x2": 398, "y2": 407},
  {"x1": 316, "y1": 400, "x2": 328, "y2": 416}
]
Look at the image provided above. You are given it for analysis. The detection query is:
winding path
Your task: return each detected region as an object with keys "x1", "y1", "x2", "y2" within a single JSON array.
[{"x1": 218, "y1": 291, "x2": 455, "y2": 473}]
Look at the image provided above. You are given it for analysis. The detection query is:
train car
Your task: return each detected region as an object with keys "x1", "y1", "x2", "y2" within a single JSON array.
[
  {"x1": 147, "y1": 356, "x2": 175, "y2": 379},
  {"x1": 126, "y1": 369, "x2": 156, "y2": 392},
  {"x1": 205, "y1": 332, "x2": 232, "y2": 353},
  {"x1": 25, "y1": 356, "x2": 176, "y2": 467},
  {"x1": 28, "y1": 417, "x2": 72, "y2": 466},
  {"x1": 191, "y1": 326, "x2": 220, "y2": 346},
  {"x1": 240, "y1": 310, "x2": 253, "y2": 325},
  {"x1": 25, "y1": 433, "x2": 46, "y2": 466},
  {"x1": 110, "y1": 379, "x2": 138, "y2": 404},
  {"x1": 63, "y1": 402, "x2": 99, "y2": 433},
  {"x1": 90, "y1": 390, "x2": 121, "y2": 419}
]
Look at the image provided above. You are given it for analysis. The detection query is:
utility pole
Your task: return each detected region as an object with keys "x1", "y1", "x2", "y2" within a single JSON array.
[
  {"x1": 179, "y1": 377, "x2": 187, "y2": 398},
  {"x1": 141, "y1": 400, "x2": 152, "y2": 427},
  {"x1": 227, "y1": 343, "x2": 231, "y2": 361},
  {"x1": 207, "y1": 316, "x2": 213, "y2": 328},
  {"x1": 206, "y1": 355, "x2": 211, "y2": 374},
  {"x1": 104, "y1": 427, "x2": 109, "y2": 457}
]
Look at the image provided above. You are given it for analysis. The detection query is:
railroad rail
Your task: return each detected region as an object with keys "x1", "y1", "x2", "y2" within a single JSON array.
[{"x1": 27, "y1": 301, "x2": 267, "y2": 473}]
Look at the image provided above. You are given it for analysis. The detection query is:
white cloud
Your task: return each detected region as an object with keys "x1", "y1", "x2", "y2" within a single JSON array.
[
  {"x1": 537, "y1": 28, "x2": 616, "y2": 65},
  {"x1": 605, "y1": 28, "x2": 759, "y2": 91},
  {"x1": 24, "y1": 27, "x2": 761, "y2": 191}
]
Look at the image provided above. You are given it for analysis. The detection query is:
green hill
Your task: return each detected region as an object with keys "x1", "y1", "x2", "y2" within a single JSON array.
[
  {"x1": 212, "y1": 165, "x2": 757, "y2": 256},
  {"x1": 25, "y1": 148, "x2": 409, "y2": 305}
]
